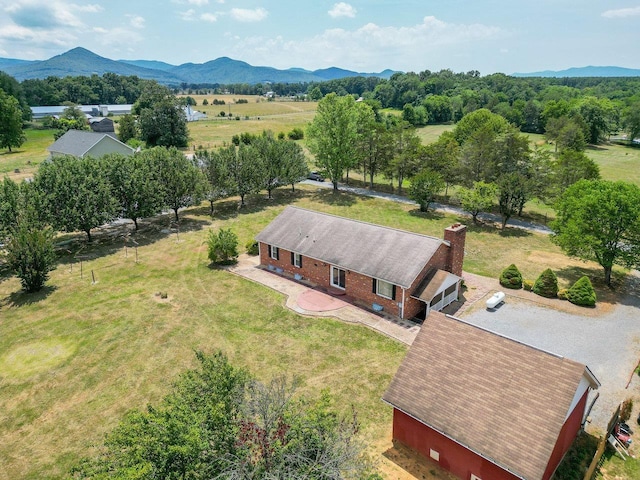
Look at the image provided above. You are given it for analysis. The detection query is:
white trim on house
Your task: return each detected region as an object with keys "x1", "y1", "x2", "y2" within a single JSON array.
[{"x1": 331, "y1": 266, "x2": 346, "y2": 289}]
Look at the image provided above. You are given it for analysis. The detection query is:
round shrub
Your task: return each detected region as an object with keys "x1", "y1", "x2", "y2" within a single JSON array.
[
  {"x1": 499, "y1": 264, "x2": 523, "y2": 289},
  {"x1": 566, "y1": 276, "x2": 596, "y2": 307},
  {"x1": 523, "y1": 279, "x2": 534, "y2": 291},
  {"x1": 245, "y1": 240, "x2": 259, "y2": 256},
  {"x1": 533, "y1": 268, "x2": 558, "y2": 298}
]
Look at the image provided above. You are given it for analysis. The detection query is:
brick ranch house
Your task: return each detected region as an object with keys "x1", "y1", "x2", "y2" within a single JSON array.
[
  {"x1": 255, "y1": 206, "x2": 467, "y2": 320},
  {"x1": 383, "y1": 312, "x2": 600, "y2": 480}
]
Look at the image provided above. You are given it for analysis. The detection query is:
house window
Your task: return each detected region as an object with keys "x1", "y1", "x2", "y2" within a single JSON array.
[
  {"x1": 374, "y1": 279, "x2": 395, "y2": 299},
  {"x1": 445, "y1": 283, "x2": 457, "y2": 297},
  {"x1": 269, "y1": 245, "x2": 279, "y2": 260},
  {"x1": 291, "y1": 252, "x2": 302, "y2": 268},
  {"x1": 331, "y1": 266, "x2": 346, "y2": 289}
]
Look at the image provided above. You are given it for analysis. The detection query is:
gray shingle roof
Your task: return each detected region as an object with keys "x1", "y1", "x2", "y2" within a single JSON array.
[
  {"x1": 383, "y1": 313, "x2": 599, "y2": 480},
  {"x1": 48, "y1": 130, "x2": 118, "y2": 157},
  {"x1": 256, "y1": 206, "x2": 446, "y2": 288}
]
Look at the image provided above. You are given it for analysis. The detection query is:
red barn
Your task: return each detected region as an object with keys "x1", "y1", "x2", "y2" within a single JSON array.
[
  {"x1": 383, "y1": 312, "x2": 600, "y2": 480},
  {"x1": 255, "y1": 206, "x2": 466, "y2": 320}
]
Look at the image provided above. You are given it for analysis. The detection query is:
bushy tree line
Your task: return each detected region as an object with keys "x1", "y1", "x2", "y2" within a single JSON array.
[
  {"x1": 366, "y1": 70, "x2": 640, "y2": 143},
  {"x1": 197, "y1": 132, "x2": 308, "y2": 211},
  {"x1": 21, "y1": 72, "x2": 151, "y2": 106},
  {"x1": 72, "y1": 351, "x2": 378, "y2": 479}
]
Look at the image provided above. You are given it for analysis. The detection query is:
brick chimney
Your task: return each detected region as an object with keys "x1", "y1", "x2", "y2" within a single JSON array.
[{"x1": 444, "y1": 223, "x2": 467, "y2": 277}]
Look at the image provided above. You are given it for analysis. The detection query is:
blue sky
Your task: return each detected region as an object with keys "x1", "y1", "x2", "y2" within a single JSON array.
[{"x1": 1, "y1": 0, "x2": 639, "y2": 74}]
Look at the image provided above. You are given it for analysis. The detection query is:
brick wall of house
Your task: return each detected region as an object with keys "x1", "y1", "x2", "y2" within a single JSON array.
[
  {"x1": 259, "y1": 223, "x2": 465, "y2": 320},
  {"x1": 444, "y1": 223, "x2": 467, "y2": 277},
  {"x1": 259, "y1": 242, "x2": 403, "y2": 316}
]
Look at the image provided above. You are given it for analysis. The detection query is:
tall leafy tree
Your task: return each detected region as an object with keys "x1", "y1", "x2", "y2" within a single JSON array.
[
  {"x1": 554, "y1": 149, "x2": 600, "y2": 192},
  {"x1": 5, "y1": 216, "x2": 57, "y2": 293},
  {"x1": 385, "y1": 122, "x2": 421, "y2": 194},
  {"x1": 35, "y1": 155, "x2": 118, "y2": 242},
  {"x1": 574, "y1": 96, "x2": 613, "y2": 144},
  {"x1": 497, "y1": 172, "x2": 529, "y2": 229},
  {"x1": 103, "y1": 153, "x2": 164, "y2": 229},
  {"x1": 0, "y1": 90, "x2": 26, "y2": 152},
  {"x1": 233, "y1": 143, "x2": 262, "y2": 207},
  {"x1": 420, "y1": 130, "x2": 460, "y2": 195},
  {"x1": 622, "y1": 102, "x2": 640, "y2": 143},
  {"x1": 278, "y1": 140, "x2": 308, "y2": 192},
  {"x1": 307, "y1": 93, "x2": 358, "y2": 190},
  {"x1": 197, "y1": 146, "x2": 237, "y2": 214},
  {"x1": 117, "y1": 113, "x2": 137, "y2": 144},
  {"x1": 408, "y1": 169, "x2": 445, "y2": 212},
  {"x1": 452, "y1": 108, "x2": 509, "y2": 145},
  {"x1": 74, "y1": 352, "x2": 373, "y2": 480},
  {"x1": 138, "y1": 97, "x2": 189, "y2": 148},
  {"x1": 457, "y1": 181, "x2": 497, "y2": 224},
  {"x1": 552, "y1": 179, "x2": 640, "y2": 286},
  {"x1": 0, "y1": 176, "x2": 20, "y2": 237},
  {"x1": 144, "y1": 147, "x2": 205, "y2": 221}
]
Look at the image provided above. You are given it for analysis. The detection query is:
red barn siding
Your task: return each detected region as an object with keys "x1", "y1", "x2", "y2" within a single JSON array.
[
  {"x1": 392, "y1": 409, "x2": 522, "y2": 480},
  {"x1": 542, "y1": 389, "x2": 590, "y2": 480}
]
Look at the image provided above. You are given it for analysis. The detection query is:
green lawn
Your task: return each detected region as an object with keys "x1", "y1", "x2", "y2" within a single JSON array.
[
  {"x1": 0, "y1": 128, "x2": 53, "y2": 180},
  {"x1": 1, "y1": 184, "x2": 620, "y2": 479}
]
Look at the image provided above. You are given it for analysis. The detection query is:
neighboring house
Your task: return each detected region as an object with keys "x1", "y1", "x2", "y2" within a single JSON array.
[
  {"x1": 255, "y1": 206, "x2": 467, "y2": 319},
  {"x1": 48, "y1": 130, "x2": 134, "y2": 158},
  {"x1": 89, "y1": 117, "x2": 115, "y2": 134},
  {"x1": 184, "y1": 105, "x2": 207, "y2": 122},
  {"x1": 383, "y1": 312, "x2": 600, "y2": 480}
]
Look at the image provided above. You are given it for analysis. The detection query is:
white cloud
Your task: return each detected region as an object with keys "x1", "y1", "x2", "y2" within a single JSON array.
[
  {"x1": 178, "y1": 8, "x2": 196, "y2": 21},
  {"x1": 201, "y1": 13, "x2": 217, "y2": 22},
  {"x1": 328, "y1": 2, "x2": 356, "y2": 19},
  {"x1": 73, "y1": 4, "x2": 103, "y2": 13},
  {"x1": 128, "y1": 15, "x2": 145, "y2": 29},
  {"x1": 601, "y1": 6, "x2": 640, "y2": 18},
  {"x1": 230, "y1": 7, "x2": 268, "y2": 22},
  {"x1": 228, "y1": 16, "x2": 503, "y2": 71},
  {"x1": 93, "y1": 26, "x2": 144, "y2": 49},
  {"x1": 171, "y1": 0, "x2": 209, "y2": 4}
]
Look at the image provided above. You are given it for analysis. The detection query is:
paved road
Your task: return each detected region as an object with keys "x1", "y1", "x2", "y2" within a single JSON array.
[{"x1": 302, "y1": 179, "x2": 553, "y2": 235}]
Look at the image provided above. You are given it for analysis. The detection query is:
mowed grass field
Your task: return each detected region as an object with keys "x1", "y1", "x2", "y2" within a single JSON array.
[
  {"x1": 1, "y1": 104, "x2": 639, "y2": 479},
  {"x1": 0, "y1": 182, "x2": 623, "y2": 479}
]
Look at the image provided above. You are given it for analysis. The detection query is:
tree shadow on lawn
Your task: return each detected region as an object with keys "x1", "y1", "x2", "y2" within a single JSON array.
[
  {"x1": 4, "y1": 285, "x2": 56, "y2": 308},
  {"x1": 464, "y1": 221, "x2": 533, "y2": 238},
  {"x1": 554, "y1": 264, "x2": 630, "y2": 306},
  {"x1": 54, "y1": 214, "x2": 211, "y2": 268},
  {"x1": 407, "y1": 208, "x2": 445, "y2": 221},
  {"x1": 311, "y1": 188, "x2": 358, "y2": 207},
  {"x1": 198, "y1": 188, "x2": 309, "y2": 221}
]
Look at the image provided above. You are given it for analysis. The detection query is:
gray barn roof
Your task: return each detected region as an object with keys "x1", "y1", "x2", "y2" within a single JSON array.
[
  {"x1": 47, "y1": 130, "x2": 131, "y2": 157},
  {"x1": 255, "y1": 206, "x2": 446, "y2": 288},
  {"x1": 383, "y1": 313, "x2": 599, "y2": 480}
]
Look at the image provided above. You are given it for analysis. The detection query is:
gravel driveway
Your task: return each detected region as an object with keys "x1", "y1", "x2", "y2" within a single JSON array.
[{"x1": 458, "y1": 276, "x2": 640, "y2": 433}]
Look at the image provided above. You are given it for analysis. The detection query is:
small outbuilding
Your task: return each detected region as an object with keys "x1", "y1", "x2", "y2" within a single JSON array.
[
  {"x1": 255, "y1": 206, "x2": 466, "y2": 319},
  {"x1": 48, "y1": 130, "x2": 134, "y2": 158},
  {"x1": 383, "y1": 312, "x2": 600, "y2": 480},
  {"x1": 88, "y1": 117, "x2": 115, "y2": 134}
]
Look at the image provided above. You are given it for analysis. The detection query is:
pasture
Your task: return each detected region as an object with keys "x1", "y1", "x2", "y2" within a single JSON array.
[{"x1": 0, "y1": 181, "x2": 625, "y2": 479}]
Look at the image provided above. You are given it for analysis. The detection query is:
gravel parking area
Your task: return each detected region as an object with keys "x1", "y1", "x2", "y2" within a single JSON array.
[{"x1": 458, "y1": 280, "x2": 640, "y2": 434}]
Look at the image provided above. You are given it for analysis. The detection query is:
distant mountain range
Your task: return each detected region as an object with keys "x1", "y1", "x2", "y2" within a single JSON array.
[
  {"x1": 0, "y1": 47, "x2": 396, "y2": 84},
  {"x1": 512, "y1": 66, "x2": 640, "y2": 77}
]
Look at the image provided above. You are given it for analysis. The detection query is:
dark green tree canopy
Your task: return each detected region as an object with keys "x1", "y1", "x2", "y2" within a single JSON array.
[
  {"x1": 0, "y1": 89, "x2": 27, "y2": 152},
  {"x1": 552, "y1": 179, "x2": 640, "y2": 285}
]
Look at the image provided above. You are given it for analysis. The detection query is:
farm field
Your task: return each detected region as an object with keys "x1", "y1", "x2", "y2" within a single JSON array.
[
  {"x1": 0, "y1": 128, "x2": 53, "y2": 180},
  {"x1": 0, "y1": 183, "x2": 626, "y2": 479}
]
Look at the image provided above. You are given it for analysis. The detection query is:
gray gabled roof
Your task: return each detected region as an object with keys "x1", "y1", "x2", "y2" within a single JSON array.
[
  {"x1": 47, "y1": 130, "x2": 131, "y2": 157},
  {"x1": 383, "y1": 313, "x2": 599, "y2": 480},
  {"x1": 255, "y1": 206, "x2": 446, "y2": 288}
]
